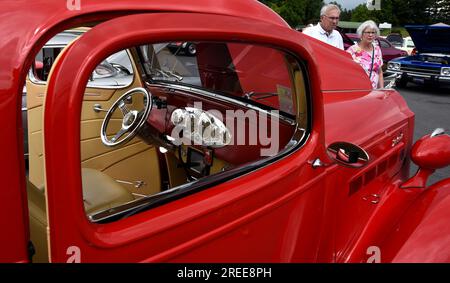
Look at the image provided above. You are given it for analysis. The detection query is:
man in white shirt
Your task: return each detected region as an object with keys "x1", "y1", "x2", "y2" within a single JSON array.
[{"x1": 303, "y1": 4, "x2": 344, "y2": 50}]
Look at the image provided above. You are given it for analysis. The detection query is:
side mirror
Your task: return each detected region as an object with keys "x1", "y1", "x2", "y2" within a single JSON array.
[
  {"x1": 33, "y1": 60, "x2": 44, "y2": 81},
  {"x1": 327, "y1": 141, "x2": 370, "y2": 168},
  {"x1": 34, "y1": 60, "x2": 43, "y2": 71},
  {"x1": 402, "y1": 128, "x2": 450, "y2": 188}
]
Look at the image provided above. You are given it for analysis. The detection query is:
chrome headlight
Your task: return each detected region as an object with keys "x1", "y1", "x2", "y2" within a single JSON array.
[
  {"x1": 388, "y1": 62, "x2": 401, "y2": 71},
  {"x1": 441, "y1": 67, "x2": 450, "y2": 76}
]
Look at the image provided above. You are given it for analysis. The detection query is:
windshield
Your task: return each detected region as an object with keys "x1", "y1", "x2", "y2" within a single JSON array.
[
  {"x1": 406, "y1": 39, "x2": 415, "y2": 48},
  {"x1": 139, "y1": 42, "x2": 297, "y2": 115}
]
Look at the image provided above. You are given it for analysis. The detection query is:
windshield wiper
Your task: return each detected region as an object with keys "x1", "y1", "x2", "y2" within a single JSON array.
[
  {"x1": 244, "y1": 91, "x2": 278, "y2": 100},
  {"x1": 151, "y1": 68, "x2": 183, "y2": 82}
]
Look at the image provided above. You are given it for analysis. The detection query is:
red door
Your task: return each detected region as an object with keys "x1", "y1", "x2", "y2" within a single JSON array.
[{"x1": 43, "y1": 13, "x2": 329, "y2": 262}]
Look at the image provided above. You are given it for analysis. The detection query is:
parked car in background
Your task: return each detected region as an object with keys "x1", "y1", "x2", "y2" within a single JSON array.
[
  {"x1": 387, "y1": 24, "x2": 450, "y2": 88},
  {"x1": 167, "y1": 41, "x2": 197, "y2": 56},
  {"x1": 386, "y1": 33, "x2": 404, "y2": 48},
  {"x1": 399, "y1": 36, "x2": 416, "y2": 55},
  {"x1": 2, "y1": 1, "x2": 450, "y2": 264},
  {"x1": 345, "y1": 33, "x2": 408, "y2": 71}
]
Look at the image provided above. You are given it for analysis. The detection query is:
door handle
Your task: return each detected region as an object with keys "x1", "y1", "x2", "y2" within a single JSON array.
[
  {"x1": 115, "y1": 179, "x2": 146, "y2": 188},
  {"x1": 93, "y1": 104, "x2": 108, "y2": 113}
]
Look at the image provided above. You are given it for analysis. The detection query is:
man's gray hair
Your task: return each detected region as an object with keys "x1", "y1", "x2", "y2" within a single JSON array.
[
  {"x1": 320, "y1": 4, "x2": 341, "y2": 16},
  {"x1": 356, "y1": 20, "x2": 380, "y2": 37}
]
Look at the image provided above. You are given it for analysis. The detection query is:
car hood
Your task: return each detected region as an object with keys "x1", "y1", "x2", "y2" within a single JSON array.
[
  {"x1": 406, "y1": 24, "x2": 450, "y2": 54},
  {"x1": 392, "y1": 53, "x2": 450, "y2": 66}
]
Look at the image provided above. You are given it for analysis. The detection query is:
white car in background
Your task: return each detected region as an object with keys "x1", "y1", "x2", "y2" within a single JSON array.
[{"x1": 399, "y1": 36, "x2": 416, "y2": 55}]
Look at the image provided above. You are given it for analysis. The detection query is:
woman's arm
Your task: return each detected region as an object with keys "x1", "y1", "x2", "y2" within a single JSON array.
[
  {"x1": 378, "y1": 68, "x2": 384, "y2": 88},
  {"x1": 377, "y1": 46, "x2": 384, "y2": 88}
]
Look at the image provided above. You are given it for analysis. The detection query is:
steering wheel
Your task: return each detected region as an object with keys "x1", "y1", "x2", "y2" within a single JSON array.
[{"x1": 101, "y1": 87, "x2": 152, "y2": 147}]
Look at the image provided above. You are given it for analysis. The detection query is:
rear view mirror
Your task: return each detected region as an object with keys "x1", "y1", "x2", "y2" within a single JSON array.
[{"x1": 402, "y1": 128, "x2": 450, "y2": 188}]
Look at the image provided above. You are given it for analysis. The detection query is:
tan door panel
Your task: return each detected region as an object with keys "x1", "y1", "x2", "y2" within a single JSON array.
[
  {"x1": 27, "y1": 46, "x2": 161, "y2": 197},
  {"x1": 25, "y1": 80, "x2": 47, "y2": 110},
  {"x1": 80, "y1": 137, "x2": 143, "y2": 161},
  {"x1": 101, "y1": 147, "x2": 161, "y2": 197},
  {"x1": 27, "y1": 105, "x2": 45, "y2": 188}
]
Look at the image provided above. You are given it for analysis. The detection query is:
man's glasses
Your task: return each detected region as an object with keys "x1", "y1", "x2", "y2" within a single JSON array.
[{"x1": 324, "y1": 15, "x2": 339, "y2": 21}]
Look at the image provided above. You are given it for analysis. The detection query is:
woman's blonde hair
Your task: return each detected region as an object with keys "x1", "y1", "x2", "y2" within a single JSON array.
[{"x1": 357, "y1": 20, "x2": 380, "y2": 37}]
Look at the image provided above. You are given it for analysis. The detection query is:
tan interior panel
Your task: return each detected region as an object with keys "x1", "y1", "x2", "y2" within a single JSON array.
[
  {"x1": 81, "y1": 140, "x2": 150, "y2": 169},
  {"x1": 80, "y1": 138, "x2": 143, "y2": 161},
  {"x1": 101, "y1": 147, "x2": 161, "y2": 197},
  {"x1": 26, "y1": 46, "x2": 160, "y2": 197},
  {"x1": 165, "y1": 153, "x2": 188, "y2": 188},
  {"x1": 27, "y1": 167, "x2": 135, "y2": 262},
  {"x1": 25, "y1": 80, "x2": 48, "y2": 110},
  {"x1": 80, "y1": 119, "x2": 123, "y2": 140},
  {"x1": 28, "y1": 153, "x2": 45, "y2": 190},
  {"x1": 164, "y1": 146, "x2": 230, "y2": 189}
]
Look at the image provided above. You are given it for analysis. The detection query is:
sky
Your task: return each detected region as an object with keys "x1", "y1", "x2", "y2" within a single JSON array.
[{"x1": 325, "y1": 0, "x2": 367, "y2": 10}]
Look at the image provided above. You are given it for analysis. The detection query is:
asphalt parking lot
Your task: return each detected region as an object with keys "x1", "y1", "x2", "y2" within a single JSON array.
[{"x1": 394, "y1": 83, "x2": 450, "y2": 185}]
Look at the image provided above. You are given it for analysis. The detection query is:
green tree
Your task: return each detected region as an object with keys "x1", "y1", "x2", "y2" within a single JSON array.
[
  {"x1": 271, "y1": 0, "x2": 306, "y2": 28},
  {"x1": 374, "y1": 0, "x2": 394, "y2": 24},
  {"x1": 428, "y1": 0, "x2": 450, "y2": 24},
  {"x1": 351, "y1": 4, "x2": 380, "y2": 23},
  {"x1": 258, "y1": 0, "x2": 323, "y2": 28},
  {"x1": 303, "y1": 0, "x2": 324, "y2": 25},
  {"x1": 258, "y1": 0, "x2": 282, "y2": 6},
  {"x1": 340, "y1": 9, "x2": 353, "y2": 21},
  {"x1": 260, "y1": 0, "x2": 443, "y2": 27},
  {"x1": 390, "y1": 0, "x2": 435, "y2": 25}
]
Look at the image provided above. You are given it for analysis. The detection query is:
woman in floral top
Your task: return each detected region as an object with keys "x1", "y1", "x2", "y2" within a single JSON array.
[{"x1": 347, "y1": 20, "x2": 384, "y2": 89}]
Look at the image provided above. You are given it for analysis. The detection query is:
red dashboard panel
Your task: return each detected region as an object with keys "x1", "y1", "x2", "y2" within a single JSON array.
[{"x1": 146, "y1": 85, "x2": 295, "y2": 165}]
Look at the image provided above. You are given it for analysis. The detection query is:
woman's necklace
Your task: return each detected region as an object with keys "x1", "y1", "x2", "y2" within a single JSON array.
[{"x1": 359, "y1": 42, "x2": 373, "y2": 53}]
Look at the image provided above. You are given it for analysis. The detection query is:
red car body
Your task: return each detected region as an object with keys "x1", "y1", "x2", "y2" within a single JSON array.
[{"x1": 1, "y1": 0, "x2": 449, "y2": 263}]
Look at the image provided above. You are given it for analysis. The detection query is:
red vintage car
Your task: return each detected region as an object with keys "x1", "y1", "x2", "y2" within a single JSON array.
[{"x1": 1, "y1": 0, "x2": 450, "y2": 263}]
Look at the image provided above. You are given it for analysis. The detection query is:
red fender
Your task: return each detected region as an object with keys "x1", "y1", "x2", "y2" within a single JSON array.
[{"x1": 381, "y1": 178, "x2": 450, "y2": 262}]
